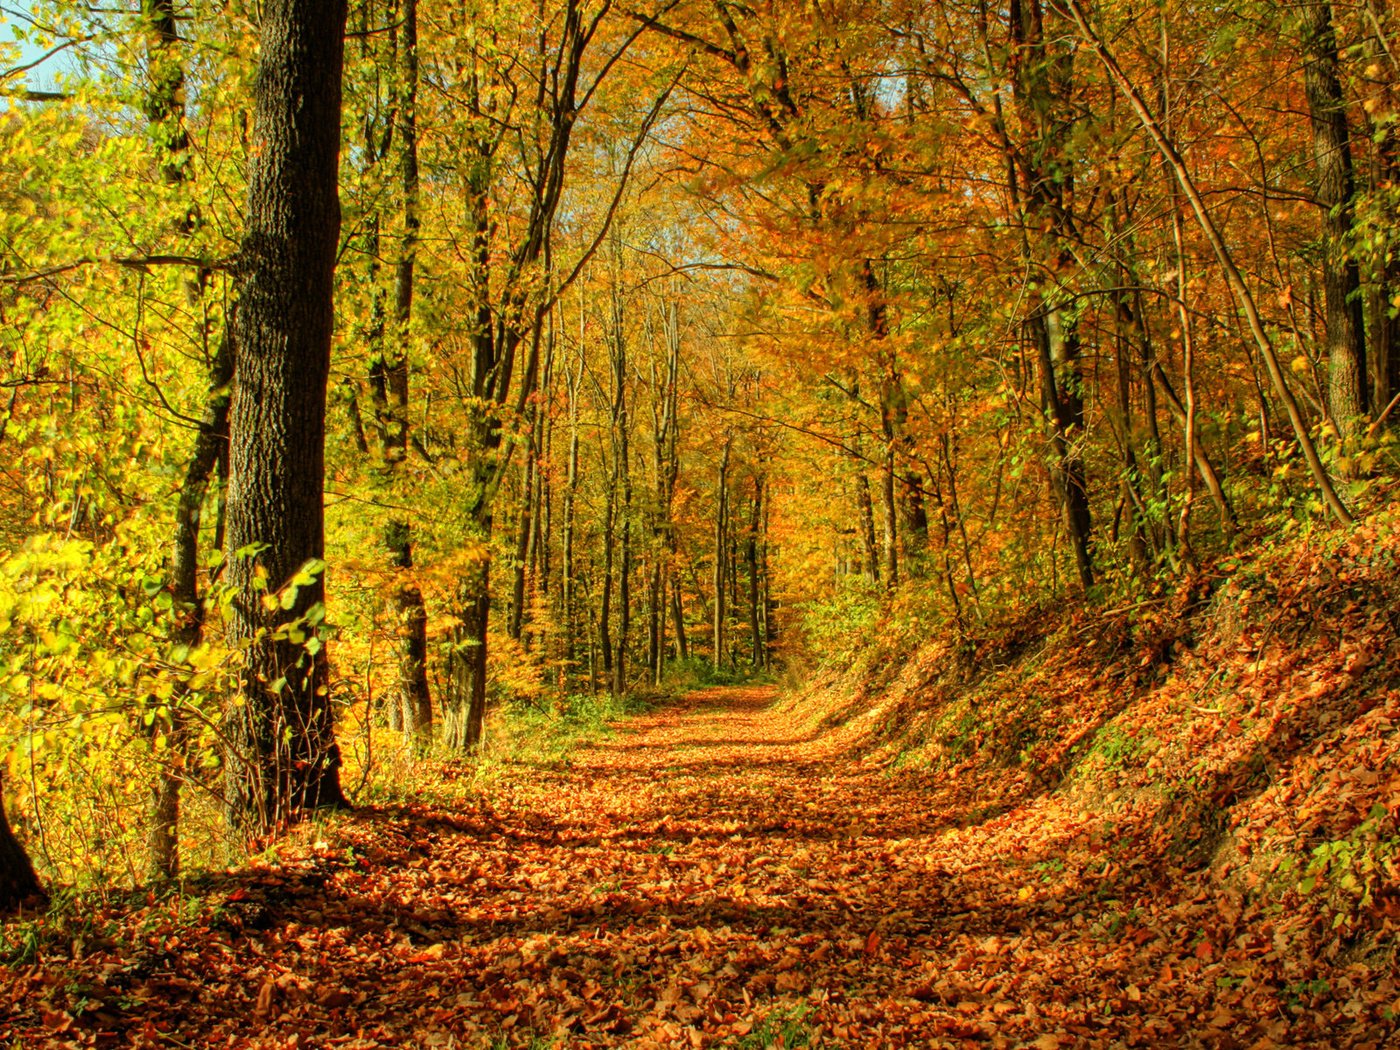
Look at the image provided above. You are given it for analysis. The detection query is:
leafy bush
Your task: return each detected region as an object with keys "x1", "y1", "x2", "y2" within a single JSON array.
[{"x1": 794, "y1": 576, "x2": 880, "y2": 665}]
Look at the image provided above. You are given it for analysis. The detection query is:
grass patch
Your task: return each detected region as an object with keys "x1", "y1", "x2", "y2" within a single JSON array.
[
  {"x1": 491, "y1": 690, "x2": 655, "y2": 770},
  {"x1": 731, "y1": 1001, "x2": 817, "y2": 1048}
]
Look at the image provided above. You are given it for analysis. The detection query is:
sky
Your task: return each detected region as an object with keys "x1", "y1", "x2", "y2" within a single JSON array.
[{"x1": 3, "y1": 4, "x2": 82, "y2": 96}]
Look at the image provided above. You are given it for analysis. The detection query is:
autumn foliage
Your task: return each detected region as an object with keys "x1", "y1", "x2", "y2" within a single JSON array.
[{"x1": 2, "y1": 0, "x2": 1400, "y2": 1044}]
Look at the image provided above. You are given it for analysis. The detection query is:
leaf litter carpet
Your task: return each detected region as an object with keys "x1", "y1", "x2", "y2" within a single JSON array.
[{"x1": 5, "y1": 686, "x2": 1392, "y2": 1048}]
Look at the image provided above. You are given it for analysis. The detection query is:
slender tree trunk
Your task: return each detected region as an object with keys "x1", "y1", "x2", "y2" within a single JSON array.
[
  {"x1": 223, "y1": 0, "x2": 349, "y2": 832},
  {"x1": 713, "y1": 439, "x2": 731, "y2": 673},
  {"x1": 144, "y1": 0, "x2": 227, "y2": 881},
  {"x1": 1010, "y1": 0, "x2": 1095, "y2": 589},
  {"x1": 526, "y1": 347, "x2": 551, "y2": 654},
  {"x1": 508, "y1": 441, "x2": 535, "y2": 641},
  {"x1": 615, "y1": 513, "x2": 631, "y2": 696},
  {"x1": 153, "y1": 324, "x2": 233, "y2": 877},
  {"x1": 648, "y1": 556, "x2": 664, "y2": 685},
  {"x1": 1066, "y1": 0, "x2": 1353, "y2": 525},
  {"x1": 387, "y1": 521, "x2": 432, "y2": 745},
  {"x1": 445, "y1": 554, "x2": 491, "y2": 750},
  {"x1": 612, "y1": 333, "x2": 632, "y2": 697},
  {"x1": 600, "y1": 443, "x2": 616, "y2": 685},
  {"x1": 881, "y1": 446, "x2": 898, "y2": 587},
  {"x1": 383, "y1": 0, "x2": 431, "y2": 743},
  {"x1": 747, "y1": 475, "x2": 764, "y2": 668},
  {"x1": 856, "y1": 470, "x2": 879, "y2": 584},
  {"x1": 671, "y1": 575, "x2": 689, "y2": 661},
  {"x1": 561, "y1": 358, "x2": 581, "y2": 684}
]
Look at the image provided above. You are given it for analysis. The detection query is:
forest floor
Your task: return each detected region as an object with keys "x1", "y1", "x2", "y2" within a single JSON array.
[{"x1": 3, "y1": 681, "x2": 1397, "y2": 1048}]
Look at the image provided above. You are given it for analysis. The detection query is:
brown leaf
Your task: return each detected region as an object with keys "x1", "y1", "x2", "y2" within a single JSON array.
[{"x1": 253, "y1": 978, "x2": 276, "y2": 1022}]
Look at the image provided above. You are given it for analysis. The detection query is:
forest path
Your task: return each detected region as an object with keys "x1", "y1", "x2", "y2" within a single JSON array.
[
  {"x1": 10, "y1": 687, "x2": 1218, "y2": 1048},
  {"x1": 354, "y1": 683, "x2": 984, "y2": 1048}
]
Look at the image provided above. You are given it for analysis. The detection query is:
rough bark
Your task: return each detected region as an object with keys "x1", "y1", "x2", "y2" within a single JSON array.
[
  {"x1": 223, "y1": 0, "x2": 349, "y2": 832},
  {"x1": 1301, "y1": 0, "x2": 1370, "y2": 438}
]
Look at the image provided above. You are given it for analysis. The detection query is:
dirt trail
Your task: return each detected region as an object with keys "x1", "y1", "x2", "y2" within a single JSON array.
[{"x1": 4, "y1": 686, "x2": 1365, "y2": 1048}]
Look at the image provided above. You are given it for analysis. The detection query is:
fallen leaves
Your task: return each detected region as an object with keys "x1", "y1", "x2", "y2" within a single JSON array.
[{"x1": 6, "y1": 553, "x2": 1400, "y2": 1050}]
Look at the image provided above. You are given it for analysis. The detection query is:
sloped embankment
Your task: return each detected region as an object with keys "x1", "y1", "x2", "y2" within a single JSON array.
[{"x1": 784, "y1": 510, "x2": 1400, "y2": 1043}]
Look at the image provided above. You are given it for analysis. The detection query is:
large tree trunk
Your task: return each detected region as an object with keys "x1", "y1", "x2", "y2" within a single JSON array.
[
  {"x1": 0, "y1": 772, "x2": 43, "y2": 912},
  {"x1": 223, "y1": 0, "x2": 349, "y2": 832},
  {"x1": 1301, "y1": 0, "x2": 1370, "y2": 439}
]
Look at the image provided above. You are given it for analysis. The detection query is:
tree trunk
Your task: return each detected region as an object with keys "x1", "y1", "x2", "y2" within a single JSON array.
[
  {"x1": 599, "y1": 468, "x2": 616, "y2": 685},
  {"x1": 386, "y1": 0, "x2": 431, "y2": 742},
  {"x1": 152, "y1": 323, "x2": 233, "y2": 879},
  {"x1": 561, "y1": 355, "x2": 581, "y2": 684},
  {"x1": 508, "y1": 442, "x2": 535, "y2": 641},
  {"x1": 1301, "y1": 0, "x2": 1370, "y2": 439},
  {"x1": 223, "y1": 0, "x2": 349, "y2": 832},
  {"x1": 144, "y1": 0, "x2": 227, "y2": 881},
  {"x1": 671, "y1": 575, "x2": 689, "y2": 661},
  {"x1": 881, "y1": 446, "x2": 898, "y2": 587},
  {"x1": 713, "y1": 439, "x2": 731, "y2": 673},
  {"x1": 445, "y1": 556, "x2": 491, "y2": 751},
  {"x1": 1010, "y1": 0, "x2": 1095, "y2": 590},
  {"x1": 387, "y1": 521, "x2": 432, "y2": 746},
  {"x1": 747, "y1": 475, "x2": 764, "y2": 669},
  {"x1": 612, "y1": 333, "x2": 632, "y2": 697},
  {"x1": 0, "y1": 772, "x2": 43, "y2": 912},
  {"x1": 856, "y1": 470, "x2": 879, "y2": 584}
]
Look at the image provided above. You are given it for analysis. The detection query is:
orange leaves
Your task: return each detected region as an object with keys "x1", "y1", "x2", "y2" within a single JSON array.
[{"x1": 10, "y1": 552, "x2": 1400, "y2": 1050}]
